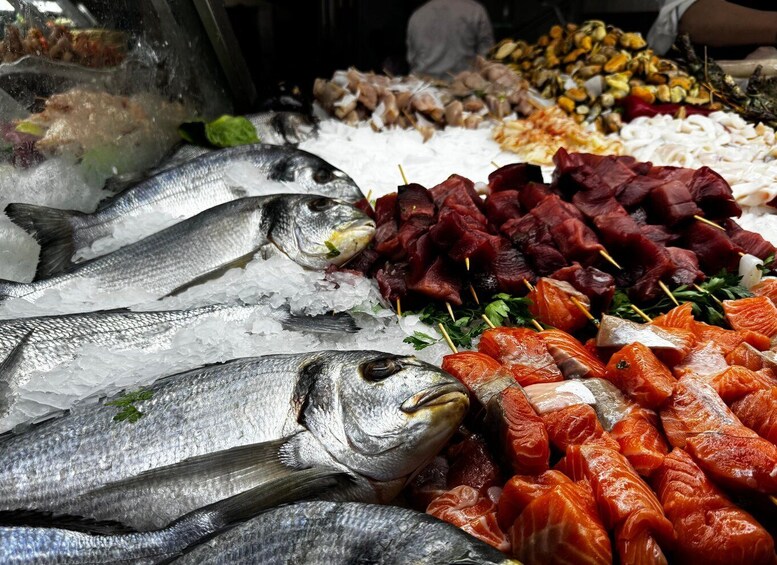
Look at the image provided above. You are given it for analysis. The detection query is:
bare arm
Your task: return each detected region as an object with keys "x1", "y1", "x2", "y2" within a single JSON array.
[{"x1": 679, "y1": 0, "x2": 777, "y2": 47}]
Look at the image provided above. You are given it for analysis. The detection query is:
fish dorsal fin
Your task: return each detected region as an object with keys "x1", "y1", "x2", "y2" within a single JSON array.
[
  {"x1": 165, "y1": 252, "x2": 258, "y2": 297},
  {"x1": 0, "y1": 330, "x2": 32, "y2": 417},
  {"x1": 84, "y1": 438, "x2": 295, "y2": 499},
  {"x1": 0, "y1": 509, "x2": 135, "y2": 534}
]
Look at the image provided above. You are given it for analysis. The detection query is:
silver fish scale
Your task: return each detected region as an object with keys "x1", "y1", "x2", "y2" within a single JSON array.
[
  {"x1": 0, "y1": 353, "x2": 308, "y2": 527},
  {"x1": 11, "y1": 197, "x2": 276, "y2": 302},
  {"x1": 172, "y1": 501, "x2": 511, "y2": 565}
]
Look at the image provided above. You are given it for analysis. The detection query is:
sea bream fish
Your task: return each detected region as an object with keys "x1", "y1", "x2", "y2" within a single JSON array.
[
  {"x1": 5, "y1": 143, "x2": 364, "y2": 278},
  {"x1": 101, "y1": 112, "x2": 320, "y2": 193},
  {"x1": 170, "y1": 501, "x2": 519, "y2": 565},
  {"x1": 0, "y1": 469, "x2": 345, "y2": 565},
  {"x1": 0, "y1": 302, "x2": 359, "y2": 426},
  {"x1": 0, "y1": 350, "x2": 469, "y2": 530},
  {"x1": 0, "y1": 194, "x2": 375, "y2": 307}
]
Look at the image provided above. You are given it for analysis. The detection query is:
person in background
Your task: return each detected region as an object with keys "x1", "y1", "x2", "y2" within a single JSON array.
[
  {"x1": 407, "y1": 0, "x2": 494, "y2": 79},
  {"x1": 648, "y1": 0, "x2": 777, "y2": 59}
]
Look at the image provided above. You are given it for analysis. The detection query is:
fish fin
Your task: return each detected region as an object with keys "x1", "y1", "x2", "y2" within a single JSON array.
[
  {"x1": 4, "y1": 203, "x2": 82, "y2": 279},
  {"x1": 165, "y1": 252, "x2": 257, "y2": 297},
  {"x1": 0, "y1": 509, "x2": 135, "y2": 534},
  {"x1": 0, "y1": 330, "x2": 32, "y2": 417},
  {"x1": 85, "y1": 438, "x2": 295, "y2": 498},
  {"x1": 281, "y1": 311, "x2": 360, "y2": 334},
  {"x1": 185, "y1": 467, "x2": 349, "y2": 530},
  {"x1": 101, "y1": 172, "x2": 148, "y2": 195}
]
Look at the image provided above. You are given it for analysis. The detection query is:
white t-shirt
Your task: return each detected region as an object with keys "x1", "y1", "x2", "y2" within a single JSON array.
[{"x1": 647, "y1": 0, "x2": 698, "y2": 55}]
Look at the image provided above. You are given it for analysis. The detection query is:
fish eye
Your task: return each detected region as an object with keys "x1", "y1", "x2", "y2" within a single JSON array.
[
  {"x1": 313, "y1": 168, "x2": 334, "y2": 184},
  {"x1": 361, "y1": 358, "x2": 403, "y2": 381},
  {"x1": 308, "y1": 197, "x2": 334, "y2": 212}
]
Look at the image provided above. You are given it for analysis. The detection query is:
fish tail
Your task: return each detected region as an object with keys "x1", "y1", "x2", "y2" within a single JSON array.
[
  {"x1": 4, "y1": 203, "x2": 82, "y2": 280},
  {"x1": 281, "y1": 311, "x2": 360, "y2": 334}
]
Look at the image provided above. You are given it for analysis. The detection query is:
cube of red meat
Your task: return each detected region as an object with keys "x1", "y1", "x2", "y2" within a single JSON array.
[
  {"x1": 501, "y1": 214, "x2": 553, "y2": 248},
  {"x1": 449, "y1": 230, "x2": 503, "y2": 265},
  {"x1": 519, "y1": 182, "x2": 553, "y2": 211},
  {"x1": 430, "y1": 174, "x2": 485, "y2": 212},
  {"x1": 484, "y1": 190, "x2": 522, "y2": 228},
  {"x1": 430, "y1": 207, "x2": 487, "y2": 250},
  {"x1": 526, "y1": 244, "x2": 568, "y2": 276},
  {"x1": 665, "y1": 247, "x2": 703, "y2": 286},
  {"x1": 532, "y1": 194, "x2": 584, "y2": 225},
  {"x1": 397, "y1": 184, "x2": 435, "y2": 222},
  {"x1": 688, "y1": 166, "x2": 741, "y2": 218},
  {"x1": 407, "y1": 232, "x2": 436, "y2": 277},
  {"x1": 682, "y1": 222, "x2": 744, "y2": 273},
  {"x1": 488, "y1": 162, "x2": 543, "y2": 193},
  {"x1": 374, "y1": 220, "x2": 403, "y2": 260},
  {"x1": 648, "y1": 180, "x2": 702, "y2": 226},
  {"x1": 397, "y1": 215, "x2": 434, "y2": 254},
  {"x1": 572, "y1": 188, "x2": 628, "y2": 220},
  {"x1": 592, "y1": 157, "x2": 638, "y2": 193},
  {"x1": 376, "y1": 262, "x2": 409, "y2": 301},
  {"x1": 552, "y1": 263, "x2": 616, "y2": 310},
  {"x1": 491, "y1": 246, "x2": 537, "y2": 294},
  {"x1": 724, "y1": 219, "x2": 776, "y2": 260},
  {"x1": 550, "y1": 218, "x2": 603, "y2": 264},
  {"x1": 408, "y1": 257, "x2": 463, "y2": 305},
  {"x1": 374, "y1": 193, "x2": 397, "y2": 225},
  {"x1": 617, "y1": 175, "x2": 665, "y2": 208}
]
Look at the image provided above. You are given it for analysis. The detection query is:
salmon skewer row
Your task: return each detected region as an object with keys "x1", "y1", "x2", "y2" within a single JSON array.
[{"x1": 478, "y1": 327, "x2": 563, "y2": 386}]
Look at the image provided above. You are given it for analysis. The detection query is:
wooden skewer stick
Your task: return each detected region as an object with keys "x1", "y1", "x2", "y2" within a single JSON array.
[
  {"x1": 365, "y1": 189, "x2": 373, "y2": 202},
  {"x1": 438, "y1": 323, "x2": 458, "y2": 354},
  {"x1": 446, "y1": 302, "x2": 456, "y2": 322},
  {"x1": 398, "y1": 164, "x2": 409, "y2": 185},
  {"x1": 491, "y1": 161, "x2": 500, "y2": 169},
  {"x1": 396, "y1": 298, "x2": 402, "y2": 317},
  {"x1": 469, "y1": 284, "x2": 480, "y2": 305},
  {"x1": 738, "y1": 251, "x2": 746, "y2": 257},
  {"x1": 693, "y1": 215, "x2": 726, "y2": 232},
  {"x1": 465, "y1": 257, "x2": 471, "y2": 271},
  {"x1": 630, "y1": 304, "x2": 652, "y2": 323},
  {"x1": 530, "y1": 319, "x2": 544, "y2": 332},
  {"x1": 598, "y1": 249, "x2": 623, "y2": 270},
  {"x1": 658, "y1": 281, "x2": 679, "y2": 306},
  {"x1": 523, "y1": 279, "x2": 535, "y2": 292},
  {"x1": 482, "y1": 314, "x2": 496, "y2": 329},
  {"x1": 694, "y1": 283, "x2": 722, "y2": 305},
  {"x1": 770, "y1": 495, "x2": 777, "y2": 508},
  {"x1": 570, "y1": 296, "x2": 598, "y2": 325}
]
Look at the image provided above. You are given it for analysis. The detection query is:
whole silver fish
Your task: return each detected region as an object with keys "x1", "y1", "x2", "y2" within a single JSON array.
[
  {"x1": 172, "y1": 501, "x2": 518, "y2": 565},
  {"x1": 0, "y1": 194, "x2": 375, "y2": 306},
  {"x1": 5, "y1": 144, "x2": 363, "y2": 278},
  {"x1": 0, "y1": 469, "x2": 343, "y2": 565},
  {"x1": 102, "y1": 112, "x2": 319, "y2": 194},
  {"x1": 0, "y1": 350, "x2": 468, "y2": 530},
  {"x1": 0, "y1": 302, "x2": 359, "y2": 423}
]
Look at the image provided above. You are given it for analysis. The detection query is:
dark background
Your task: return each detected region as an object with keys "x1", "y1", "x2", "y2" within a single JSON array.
[{"x1": 225, "y1": 0, "x2": 658, "y2": 104}]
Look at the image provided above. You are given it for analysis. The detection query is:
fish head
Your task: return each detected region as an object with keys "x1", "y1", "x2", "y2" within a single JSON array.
[
  {"x1": 300, "y1": 351, "x2": 468, "y2": 493},
  {"x1": 269, "y1": 195, "x2": 375, "y2": 269},
  {"x1": 275, "y1": 152, "x2": 364, "y2": 202}
]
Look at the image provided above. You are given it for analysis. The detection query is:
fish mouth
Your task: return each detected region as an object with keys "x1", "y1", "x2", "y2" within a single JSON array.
[
  {"x1": 326, "y1": 219, "x2": 376, "y2": 265},
  {"x1": 401, "y1": 383, "x2": 469, "y2": 413}
]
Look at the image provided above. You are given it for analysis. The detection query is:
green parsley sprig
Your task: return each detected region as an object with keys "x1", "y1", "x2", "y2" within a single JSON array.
[{"x1": 107, "y1": 389, "x2": 153, "y2": 424}]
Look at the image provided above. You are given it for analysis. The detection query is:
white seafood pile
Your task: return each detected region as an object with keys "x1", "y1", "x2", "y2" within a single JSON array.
[{"x1": 618, "y1": 111, "x2": 777, "y2": 207}]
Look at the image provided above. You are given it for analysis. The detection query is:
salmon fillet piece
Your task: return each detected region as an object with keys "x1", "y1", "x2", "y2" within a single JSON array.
[
  {"x1": 723, "y1": 296, "x2": 777, "y2": 339},
  {"x1": 605, "y1": 342, "x2": 676, "y2": 409},
  {"x1": 654, "y1": 447, "x2": 776, "y2": 565},
  {"x1": 539, "y1": 328, "x2": 607, "y2": 379},
  {"x1": 529, "y1": 277, "x2": 592, "y2": 334},
  {"x1": 542, "y1": 403, "x2": 620, "y2": 453},
  {"x1": 427, "y1": 485, "x2": 510, "y2": 552},
  {"x1": 610, "y1": 410, "x2": 669, "y2": 478},
  {"x1": 479, "y1": 327, "x2": 564, "y2": 386}
]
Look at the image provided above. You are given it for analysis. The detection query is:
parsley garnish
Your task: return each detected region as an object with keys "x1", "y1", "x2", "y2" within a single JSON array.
[
  {"x1": 107, "y1": 389, "x2": 153, "y2": 424},
  {"x1": 607, "y1": 270, "x2": 752, "y2": 326},
  {"x1": 325, "y1": 241, "x2": 341, "y2": 259},
  {"x1": 402, "y1": 293, "x2": 533, "y2": 350}
]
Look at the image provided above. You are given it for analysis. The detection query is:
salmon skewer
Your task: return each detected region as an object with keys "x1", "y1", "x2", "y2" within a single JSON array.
[
  {"x1": 653, "y1": 448, "x2": 775, "y2": 565},
  {"x1": 610, "y1": 410, "x2": 670, "y2": 478},
  {"x1": 541, "y1": 403, "x2": 620, "y2": 453},
  {"x1": 478, "y1": 327, "x2": 564, "y2": 386},
  {"x1": 605, "y1": 342, "x2": 676, "y2": 410},
  {"x1": 500, "y1": 471, "x2": 613, "y2": 565},
  {"x1": 528, "y1": 278, "x2": 592, "y2": 333},
  {"x1": 539, "y1": 328, "x2": 607, "y2": 379},
  {"x1": 442, "y1": 352, "x2": 550, "y2": 474}
]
